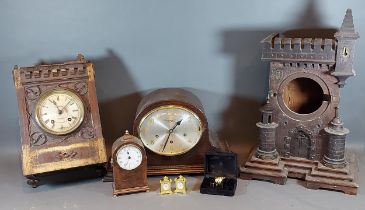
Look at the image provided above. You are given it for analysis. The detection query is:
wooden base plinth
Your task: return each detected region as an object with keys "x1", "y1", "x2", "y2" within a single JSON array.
[
  {"x1": 240, "y1": 154, "x2": 288, "y2": 185},
  {"x1": 113, "y1": 186, "x2": 149, "y2": 196},
  {"x1": 103, "y1": 164, "x2": 204, "y2": 182},
  {"x1": 26, "y1": 164, "x2": 106, "y2": 188},
  {"x1": 147, "y1": 164, "x2": 204, "y2": 175},
  {"x1": 240, "y1": 148, "x2": 359, "y2": 195}
]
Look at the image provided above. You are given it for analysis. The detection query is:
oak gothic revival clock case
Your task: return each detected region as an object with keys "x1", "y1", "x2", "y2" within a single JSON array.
[
  {"x1": 240, "y1": 9, "x2": 359, "y2": 194},
  {"x1": 13, "y1": 54, "x2": 107, "y2": 187}
]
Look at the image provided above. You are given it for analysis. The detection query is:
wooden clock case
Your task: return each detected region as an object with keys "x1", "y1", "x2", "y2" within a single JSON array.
[
  {"x1": 240, "y1": 10, "x2": 359, "y2": 194},
  {"x1": 133, "y1": 88, "x2": 217, "y2": 175},
  {"x1": 112, "y1": 132, "x2": 149, "y2": 195},
  {"x1": 13, "y1": 54, "x2": 107, "y2": 187}
]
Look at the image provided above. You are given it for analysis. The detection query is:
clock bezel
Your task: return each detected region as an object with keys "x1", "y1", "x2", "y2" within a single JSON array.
[
  {"x1": 137, "y1": 104, "x2": 204, "y2": 156},
  {"x1": 116, "y1": 144, "x2": 143, "y2": 170},
  {"x1": 34, "y1": 88, "x2": 85, "y2": 135}
]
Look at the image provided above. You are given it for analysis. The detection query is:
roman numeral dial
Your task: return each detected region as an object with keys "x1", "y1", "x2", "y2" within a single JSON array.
[{"x1": 35, "y1": 88, "x2": 85, "y2": 135}]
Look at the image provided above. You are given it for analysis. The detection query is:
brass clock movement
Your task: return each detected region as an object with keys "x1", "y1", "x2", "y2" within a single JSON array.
[
  {"x1": 12, "y1": 54, "x2": 107, "y2": 187},
  {"x1": 133, "y1": 88, "x2": 217, "y2": 175},
  {"x1": 112, "y1": 130, "x2": 149, "y2": 196}
]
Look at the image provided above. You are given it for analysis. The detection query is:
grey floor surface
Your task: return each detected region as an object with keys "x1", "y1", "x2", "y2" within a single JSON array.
[{"x1": 1, "y1": 149, "x2": 364, "y2": 210}]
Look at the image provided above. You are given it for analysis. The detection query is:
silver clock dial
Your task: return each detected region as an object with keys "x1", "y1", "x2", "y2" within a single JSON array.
[{"x1": 138, "y1": 105, "x2": 203, "y2": 156}]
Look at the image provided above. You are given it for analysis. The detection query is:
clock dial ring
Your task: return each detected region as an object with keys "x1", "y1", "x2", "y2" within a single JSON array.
[
  {"x1": 138, "y1": 105, "x2": 203, "y2": 156},
  {"x1": 34, "y1": 88, "x2": 85, "y2": 135},
  {"x1": 116, "y1": 144, "x2": 143, "y2": 170}
]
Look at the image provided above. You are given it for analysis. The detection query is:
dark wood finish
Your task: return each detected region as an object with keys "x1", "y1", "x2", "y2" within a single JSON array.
[
  {"x1": 240, "y1": 10, "x2": 359, "y2": 194},
  {"x1": 112, "y1": 132, "x2": 148, "y2": 196},
  {"x1": 12, "y1": 54, "x2": 107, "y2": 187},
  {"x1": 200, "y1": 151, "x2": 238, "y2": 196},
  {"x1": 133, "y1": 88, "x2": 216, "y2": 175},
  {"x1": 241, "y1": 148, "x2": 358, "y2": 195}
]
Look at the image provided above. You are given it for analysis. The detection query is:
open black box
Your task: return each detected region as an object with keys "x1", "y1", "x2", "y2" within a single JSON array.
[{"x1": 200, "y1": 151, "x2": 238, "y2": 196}]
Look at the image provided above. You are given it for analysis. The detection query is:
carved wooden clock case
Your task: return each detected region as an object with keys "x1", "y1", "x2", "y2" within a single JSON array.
[
  {"x1": 13, "y1": 54, "x2": 107, "y2": 187},
  {"x1": 133, "y1": 88, "x2": 219, "y2": 175},
  {"x1": 240, "y1": 9, "x2": 359, "y2": 194}
]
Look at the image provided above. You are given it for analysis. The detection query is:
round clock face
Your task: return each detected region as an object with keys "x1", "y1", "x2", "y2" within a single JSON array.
[
  {"x1": 116, "y1": 145, "x2": 143, "y2": 170},
  {"x1": 162, "y1": 183, "x2": 171, "y2": 191},
  {"x1": 176, "y1": 182, "x2": 184, "y2": 189},
  {"x1": 35, "y1": 88, "x2": 85, "y2": 135},
  {"x1": 138, "y1": 105, "x2": 203, "y2": 156}
]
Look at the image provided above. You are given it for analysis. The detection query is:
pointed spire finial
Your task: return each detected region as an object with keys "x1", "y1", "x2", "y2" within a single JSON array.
[
  {"x1": 335, "y1": 9, "x2": 359, "y2": 39},
  {"x1": 266, "y1": 94, "x2": 270, "y2": 104},
  {"x1": 260, "y1": 93, "x2": 274, "y2": 114},
  {"x1": 340, "y1": 9, "x2": 355, "y2": 32},
  {"x1": 76, "y1": 53, "x2": 85, "y2": 62}
]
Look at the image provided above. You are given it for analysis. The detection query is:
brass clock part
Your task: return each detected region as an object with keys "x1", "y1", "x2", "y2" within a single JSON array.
[
  {"x1": 35, "y1": 88, "x2": 85, "y2": 135},
  {"x1": 213, "y1": 177, "x2": 225, "y2": 187},
  {"x1": 112, "y1": 130, "x2": 149, "y2": 196},
  {"x1": 12, "y1": 54, "x2": 107, "y2": 187},
  {"x1": 160, "y1": 176, "x2": 173, "y2": 195},
  {"x1": 133, "y1": 88, "x2": 218, "y2": 175},
  {"x1": 174, "y1": 175, "x2": 187, "y2": 194}
]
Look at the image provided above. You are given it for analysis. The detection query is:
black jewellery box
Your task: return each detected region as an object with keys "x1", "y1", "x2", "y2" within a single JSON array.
[{"x1": 200, "y1": 151, "x2": 238, "y2": 196}]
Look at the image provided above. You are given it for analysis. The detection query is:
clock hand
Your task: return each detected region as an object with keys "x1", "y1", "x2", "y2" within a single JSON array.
[
  {"x1": 49, "y1": 99, "x2": 65, "y2": 115},
  {"x1": 161, "y1": 119, "x2": 183, "y2": 152},
  {"x1": 60, "y1": 100, "x2": 72, "y2": 113},
  {"x1": 50, "y1": 100, "x2": 61, "y2": 110},
  {"x1": 161, "y1": 133, "x2": 172, "y2": 152}
]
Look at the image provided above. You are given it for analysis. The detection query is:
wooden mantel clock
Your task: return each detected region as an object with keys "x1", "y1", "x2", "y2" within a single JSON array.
[
  {"x1": 112, "y1": 130, "x2": 148, "y2": 196},
  {"x1": 12, "y1": 54, "x2": 107, "y2": 187},
  {"x1": 133, "y1": 88, "x2": 218, "y2": 175}
]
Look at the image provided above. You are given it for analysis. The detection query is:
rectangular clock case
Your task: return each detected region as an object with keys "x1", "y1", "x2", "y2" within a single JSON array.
[
  {"x1": 200, "y1": 151, "x2": 238, "y2": 196},
  {"x1": 12, "y1": 54, "x2": 107, "y2": 187}
]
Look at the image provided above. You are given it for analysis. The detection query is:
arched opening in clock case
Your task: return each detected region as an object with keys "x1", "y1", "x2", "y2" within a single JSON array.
[{"x1": 283, "y1": 77, "x2": 324, "y2": 115}]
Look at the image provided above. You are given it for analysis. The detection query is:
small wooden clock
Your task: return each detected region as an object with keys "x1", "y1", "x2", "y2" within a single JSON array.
[
  {"x1": 112, "y1": 130, "x2": 149, "y2": 196},
  {"x1": 12, "y1": 54, "x2": 107, "y2": 187},
  {"x1": 133, "y1": 88, "x2": 218, "y2": 175}
]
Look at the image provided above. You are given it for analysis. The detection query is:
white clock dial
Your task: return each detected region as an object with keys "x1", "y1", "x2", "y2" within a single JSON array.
[
  {"x1": 176, "y1": 182, "x2": 184, "y2": 189},
  {"x1": 35, "y1": 89, "x2": 84, "y2": 135},
  {"x1": 138, "y1": 105, "x2": 203, "y2": 156},
  {"x1": 116, "y1": 145, "x2": 143, "y2": 170},
  {"x1": 162, "y1": 183, "x2": 171, "y2": 191}
]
